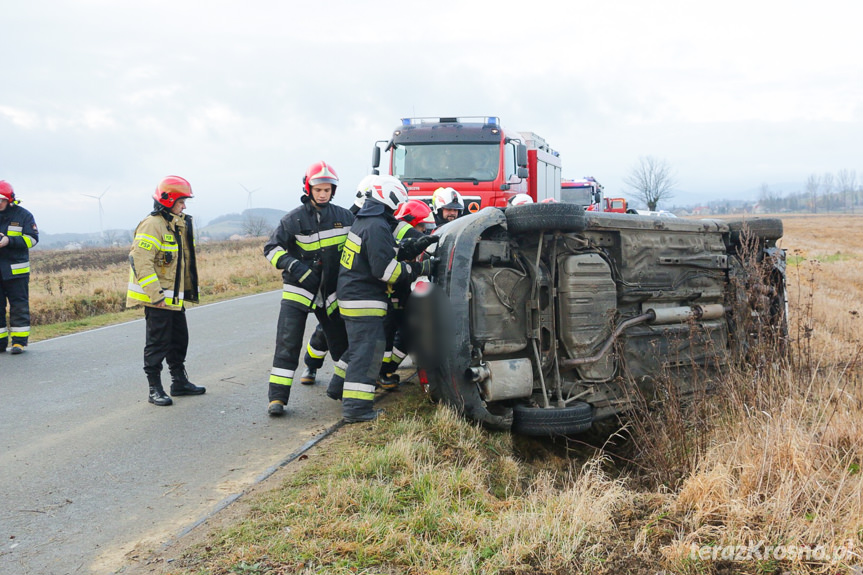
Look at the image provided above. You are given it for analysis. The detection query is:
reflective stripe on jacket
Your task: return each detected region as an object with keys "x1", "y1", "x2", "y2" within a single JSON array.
[
  {"x1": 0, "y1": 203, "x2": 39, "y2": 281},
  {"x1": 336, "y1": 200, "x2": 423, "y2": 318},
  {"x1": 126, "y1": 210, "x2": 199, "y2": 310},
  {"x1": 263, "y1": 197, "x2": 354, "y2": 312}
]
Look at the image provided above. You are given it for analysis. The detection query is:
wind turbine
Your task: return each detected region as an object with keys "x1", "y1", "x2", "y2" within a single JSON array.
[
  {"x1": 82, "y1": 186, "x2": 110, "y2": 238},
  {"x1": 240, "y1": 184, "x2": 261, "y2": 210}
]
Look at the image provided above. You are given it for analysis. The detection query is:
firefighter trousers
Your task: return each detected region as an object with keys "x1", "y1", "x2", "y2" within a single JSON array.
[
  {"x1": 269, "y1": 300, "x2": 347, "y2": 404},
  {"x1": 0, "y1": 276, "x2": 30, "y2": 348},
  {"x1": 339, "y1": 316, "x2": 386, "y2": 420},
  {"x1": 381, "y1": 306, "x2": 411, "y2": 377},
  {"x1": 143, "y1": 306, "x2": 189, "y2": 380},
  {"x1": 302, "y1": 322, "x2": 329, "y2": 370}
]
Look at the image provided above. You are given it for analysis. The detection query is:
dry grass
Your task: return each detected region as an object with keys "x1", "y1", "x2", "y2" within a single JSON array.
[{"x1": 644, "y1": 214, "x2": 863, "y2": 573}]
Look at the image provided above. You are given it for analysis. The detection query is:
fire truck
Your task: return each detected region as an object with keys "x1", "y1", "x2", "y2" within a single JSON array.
[
  {"x1": 372, "y1": 116, "x2": 562, "y2": 213},
  {"x1": 561, "y1": 177, "x2": 604, "y2": 208},
  {"x1": 589, "y1": 197, "x2": 628, "y2": 213},
  {"x1": 561, "y1": 177, "x2": 628, "y2": 213}
]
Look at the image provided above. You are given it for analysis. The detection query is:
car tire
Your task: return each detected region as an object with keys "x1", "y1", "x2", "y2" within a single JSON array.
[
  {"x1": 726, "y1": 218, "x2": 783, "y2": 244},
  {"x1": 511, "y1": 401, "x2": 593, "y2": 436},
  {"x1": 505, "y1": 202, "x2": 587, "y2": 234}
]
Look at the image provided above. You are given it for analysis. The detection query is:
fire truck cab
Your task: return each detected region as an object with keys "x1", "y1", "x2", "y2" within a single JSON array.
[
  {"x1": 372, "y1": 116, "x2": 562, "y2": 213},
  {"x1": 561, "y1": 177, "x2": 604, "y2": 209}
]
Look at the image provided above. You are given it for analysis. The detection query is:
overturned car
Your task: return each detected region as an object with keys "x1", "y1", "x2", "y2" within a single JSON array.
[{"x1": 409, "y1": 203, "x2": 787, "y2": 435}]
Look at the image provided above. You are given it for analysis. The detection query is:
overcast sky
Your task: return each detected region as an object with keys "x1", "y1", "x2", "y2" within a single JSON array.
[{"x1": 3, "y1": 0, "x2": 862, "y2": 234}]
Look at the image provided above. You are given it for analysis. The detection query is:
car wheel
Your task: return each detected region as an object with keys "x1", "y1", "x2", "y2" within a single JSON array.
[
  {"x1": 511, "y1": 402, "x2": 593, "y2": 436},
  {"x1": 505, "y1": 202, "x2": 587, "y2": 234},
  {"x1": 726, "y1": 218, "x2": 783, "y2": 245}
]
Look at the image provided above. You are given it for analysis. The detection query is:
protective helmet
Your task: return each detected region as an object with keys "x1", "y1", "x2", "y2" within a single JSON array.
[
  {"x1": 508, "y1": 193, "x2": 533, "y2": 206},
  {"x1": 354, "y1": 174, "x2": 376, "y2": 210},
  {"x1": 367, "y1": 175, "x2": 408, "y2": 211},
  {"x1": 0, "y1": 181, "x2": 15, "y2": 203},
  {"x1": 540, "y1": 197, "x2": 558, "y2": 204},
  {"x1": 431, "y1": 187, "x2": 464, "y2": 213},
  {"x1": 303, "y1": 161, "x2": 339, "y2": 195},
  {"x1": 394, "y1": 199, "x2": 435, "y2": 229},
  {"x1": 153, "y1": 176, "x2": 193, "y2": 208}
]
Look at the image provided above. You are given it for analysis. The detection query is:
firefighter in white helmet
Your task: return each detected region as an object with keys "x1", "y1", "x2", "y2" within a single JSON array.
[
  {"x1": 332, "y1": 175, "x2": 435, "y2": 422},
  {"x1": 508, "y1": 193, "x2": 533, "y2": 206},
  {"x1": 431, "y1": 187, "x2": 464, "y2": 226}
]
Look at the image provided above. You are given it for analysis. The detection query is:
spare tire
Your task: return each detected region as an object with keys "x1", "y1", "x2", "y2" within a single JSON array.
[
  {"x1": 512, "y1": 402, "x2": 593, "y2": 436},
  {"x1": 726, "y1": 218, "x2": 783, "y2": 244},
  {"x1": 506, "y1": 202, "x2": 587, "y2": 235}
]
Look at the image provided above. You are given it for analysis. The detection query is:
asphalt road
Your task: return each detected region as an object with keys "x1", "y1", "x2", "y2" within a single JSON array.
[{"x1": 0, "y1": 291, "x2": 345, "y2": 575}]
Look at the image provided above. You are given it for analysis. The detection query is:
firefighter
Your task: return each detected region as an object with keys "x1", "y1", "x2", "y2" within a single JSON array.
[
  {"x1": 127, "y1": 176, "x2": 205, "y2": 406},
  {"x1": 301, "y1": 176, "x2": 434, "y2": 387},
  {"x1": 333, "y1": 175, "x2": 435, "y2": 422},
  {"x1": 508, "y1": 193, "x2": 534, "y2": 206},
  {"x1": 0, "y1": 181, "x2": 38, "y2": 354},
  {"x1": 378, "y1": 199, "x2": 438, "y2": 389},
  {"x1": 298, "y1": 175, "x2": 375, "y2": 386},
  {"x1": 264, "y1": 161, "x2": 353, "y2": 416},
  {"x1": 431, "y1": 186, "x2": 464, "y2": 227}
]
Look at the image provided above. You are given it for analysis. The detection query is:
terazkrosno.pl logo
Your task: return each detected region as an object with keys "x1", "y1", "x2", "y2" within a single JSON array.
[{"x1": 688, "y1": 541, "x2": 856, "y2": 563}]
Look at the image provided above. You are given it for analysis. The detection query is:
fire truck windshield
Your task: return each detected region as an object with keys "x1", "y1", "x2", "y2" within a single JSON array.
[{"x1": 393, "y1": 143, "x2": 499, "y2": 182}]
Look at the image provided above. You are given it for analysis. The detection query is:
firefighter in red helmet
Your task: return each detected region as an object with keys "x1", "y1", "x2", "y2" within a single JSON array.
[
  {"x1": 263, "y1": 161, "x2": 354, "y2": 416},
  {"x1": 0, "y1": 180, "x2": 39, "y2": 354},
  {"x1": 127, "y1": 176, "x2": 205, "y2": 406}
]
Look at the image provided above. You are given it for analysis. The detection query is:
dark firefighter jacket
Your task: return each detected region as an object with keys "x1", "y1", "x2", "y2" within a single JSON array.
[
  {"x1": 264, "y1": 196, "x2": 354, "y2": 315},
  {"x1": 336, "y1": 200, "x2": 424, "y2": 318},
  {"x1": 127, "y1": 209, "x2": 199, "y2": 310},
  {"x1": 0, "y1": 203, "x2": 39, "y2": 280}
]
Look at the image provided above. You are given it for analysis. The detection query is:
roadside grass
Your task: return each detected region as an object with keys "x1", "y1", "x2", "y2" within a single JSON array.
[{"x1": 162, "y1": 386, "x2": 637, "y2": 575}]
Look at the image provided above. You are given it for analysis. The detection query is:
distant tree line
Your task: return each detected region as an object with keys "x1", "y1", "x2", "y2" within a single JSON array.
[{"x1": 758, "y1": 169, "x2": 861, "y2": 213}]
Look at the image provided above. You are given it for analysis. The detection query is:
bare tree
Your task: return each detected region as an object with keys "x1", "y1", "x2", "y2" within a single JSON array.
[
  {"x1": 805, "y1": 173, "x2": 820, "y2": 213},
  {"x1": 758, "y1": 183, "x2": 783, "y2": 213},
  {"x1": 242, "y1": 214, "x2": 270, "y2": 238},
  {"x1": 623, "y1": 156, "x2": 677, "y2": 210},
  {"x1": 836, "y1": 169, "x2": 856, "y2": 213},
  {"x1": 821, "y1": 172, "x2": 834, "y2": 211}
]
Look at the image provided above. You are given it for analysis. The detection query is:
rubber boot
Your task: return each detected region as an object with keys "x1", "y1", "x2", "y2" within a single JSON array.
[
  {"x1": 344, "y1": 408, "x2": 384, "y2": 424},
  {"x1": 148, "y1": 375, "x2": 173, "y2": 406},
  {"x1": 299, "y1": 366, "x2": 317, "y2": 385},
  {"x1": 170, "y1": 369, "x2": 206, "y2": 396},
  {"x1": 377, "y1": 373, "x2": 400, "y2": 391}
]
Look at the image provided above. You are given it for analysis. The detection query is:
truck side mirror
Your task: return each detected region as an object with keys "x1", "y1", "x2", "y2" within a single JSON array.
[
  {"x1": 517, "y1": 167, "x2": 529, "y2": 179},
  {"x1": 372, "y1": 145, "x2": 381, "y2": 170},
  {"x1": 516, "y1": 144, "x2": 528, "y2": 168}
]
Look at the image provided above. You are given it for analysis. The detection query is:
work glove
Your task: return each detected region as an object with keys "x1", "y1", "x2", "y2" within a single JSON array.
[
  {"x1": 398, "y1": 234, "x2": 440, "y2": 261},
  {"x1": 418, "y1": 256, "x2": 438, "y2": 277},
  {"x1": 289, "y1": 260, "x2": 321, "y2": 294},
  {"x1": 416, "y1": 234, "x2": 440, "y2": 252}
]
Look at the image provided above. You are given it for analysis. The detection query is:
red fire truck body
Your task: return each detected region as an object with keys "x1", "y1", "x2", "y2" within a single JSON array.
[{"x1": 372, "y1": 116, "x2": 562, "y2": 213}]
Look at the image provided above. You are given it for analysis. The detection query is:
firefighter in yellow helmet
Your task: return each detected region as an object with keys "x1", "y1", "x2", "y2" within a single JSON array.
[{"x1": 127, "y1": 176, "x2": 205, "y2": 406}]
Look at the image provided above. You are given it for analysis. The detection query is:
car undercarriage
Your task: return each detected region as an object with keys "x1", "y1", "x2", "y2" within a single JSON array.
[{"x1": 409, "y1": 204, "x2": 787, "y2": 435}]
